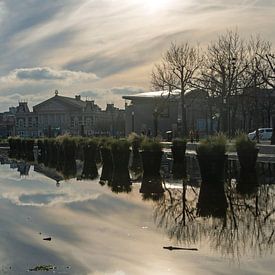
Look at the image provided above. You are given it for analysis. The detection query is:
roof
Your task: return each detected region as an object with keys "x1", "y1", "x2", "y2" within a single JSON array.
[
  {"x1": 57, "y1": 95, "x2": 86, "y2": 108},
  {"x1": 34, "y1": 95, "x2": 86, "y2": 109},
  {"x1": 122, "y1": 89, "x2": 181, "y2": 100},
  {"x1": 33, "y1": 94, "x2": 101, "y2": 111}
]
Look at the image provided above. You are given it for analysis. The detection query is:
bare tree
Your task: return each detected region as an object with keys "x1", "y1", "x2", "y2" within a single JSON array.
[
  {"x1": 151, "y1": 42, "x2": 202, "y2": 137},
  {"x1": 195, "y1": 30, "x2": 249, "y2": 134},
  {"x1": 256, "y1": 53, "x2": 275, "y2": 89}
]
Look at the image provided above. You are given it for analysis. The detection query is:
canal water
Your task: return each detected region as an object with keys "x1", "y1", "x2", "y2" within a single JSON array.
[{"x1": 0, "y1": 152, "x2": 274, "y2": 274}]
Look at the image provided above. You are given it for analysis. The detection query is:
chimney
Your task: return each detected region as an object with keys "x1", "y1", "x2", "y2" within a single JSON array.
[{"x1": 75, "y1": 95, "x2": 81, "y2": 101}]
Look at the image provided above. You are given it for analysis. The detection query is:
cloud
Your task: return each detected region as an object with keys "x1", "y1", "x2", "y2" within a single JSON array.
[
  {"x1": 2, "y1": 190, "x2": 101, "y2": 207},
  {"x1": 79, "y1": 90, "x2": 101, "y2": 99},
  {"x1": 0, "y1": 0, "x2": 274, "y2": 112},
  {"x1": 1, "y1": 67, "x2": 98, "y2": 82}
]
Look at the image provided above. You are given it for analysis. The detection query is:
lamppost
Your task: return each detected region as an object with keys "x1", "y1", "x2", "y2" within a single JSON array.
[
  {"x1": 228, "y1": 57, "x2": 236, "y2": 136},
  {"x1": 177, "y1": 117, "x2": 182, "y2": 137},
  {"x1": 131, "y1": 111, "x2": 135, "y2": 133}
]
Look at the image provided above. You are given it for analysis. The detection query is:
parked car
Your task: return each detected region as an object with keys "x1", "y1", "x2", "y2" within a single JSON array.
[{"x1": 248, "y1": 128, "x2": 273, "y2": 140}]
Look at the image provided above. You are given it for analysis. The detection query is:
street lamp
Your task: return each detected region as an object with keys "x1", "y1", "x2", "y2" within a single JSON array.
[{"x1": 153, "y1": 108, "x2": 158, "y2": 137}]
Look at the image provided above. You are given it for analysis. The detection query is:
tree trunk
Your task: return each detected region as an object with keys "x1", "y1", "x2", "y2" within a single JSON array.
[
  {"x1": 231, "y1": 107, "x2": 237, "y2": 136},
  {"x1": 181, "y1": 91, "x2": 187, "y2": 137}
]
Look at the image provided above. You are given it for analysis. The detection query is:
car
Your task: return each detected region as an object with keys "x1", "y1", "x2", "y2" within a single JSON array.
[{"x1": 248, "y1": 128, "x2": 273, "y2": 140}]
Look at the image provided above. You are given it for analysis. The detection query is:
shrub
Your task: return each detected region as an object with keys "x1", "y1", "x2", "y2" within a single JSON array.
[
  {"x1": 235, "y1": 133, "x2": 257, "y2": 153},
  {"x1": 99, "y1": 137, "x2": 114, "y2": 149},
  {"x1": 128, "y1": 133, "x2": 142, "y2": 151},
  {"x1": 172, "y1": 138, "x2": 187, "y2": 147},
  {"x1": 196, "y1": 134, "x2": 227, "y2": 157},
  {"x1": 140, "y1": 138, "x2": 162, "y2": 152},
  {"x1": 111, "y1": 139, "x2": 130, "y2": 153}
]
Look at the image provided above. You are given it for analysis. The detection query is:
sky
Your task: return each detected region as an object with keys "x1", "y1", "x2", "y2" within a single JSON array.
[{"x1": 0, "y1": 0, "x2": 275, "y2": 111}]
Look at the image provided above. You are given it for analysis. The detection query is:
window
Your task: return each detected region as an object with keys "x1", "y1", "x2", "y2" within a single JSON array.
[
  {"x1": 160, "y1": 106, "x2": 170, "y2": 118},
  {"x1": 70, "y1": 117, "x2": 75, "y2": 128},
  {"x1": 28, "y1": 117, "x2": 32, "y2": 127}
]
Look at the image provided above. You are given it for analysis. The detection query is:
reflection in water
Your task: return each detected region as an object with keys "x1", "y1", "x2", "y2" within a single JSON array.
[
  {"x1": 154, "y1": 183, "x2": 199, "y2": 245},
  {"x1": 154, "y1": 179, "x2": 275, "y2": 261},
  {"x1": 107, "y1": 179, "x2": 132, "y2": 193},
  {"x1": 17, "y1": 162, "x2": 31, "y2": 176},
  {"x1": 237, "y1": 168, "x2": 258, "y2": 195},
  {"x1": 81, "y1": 144, "x2": 98, "y2": 180},
  {"x1": 110, "y1": 147, "x2": 131, "y2": 192},
  {"x1": 129, "y1": 151, "x2": 143, "y2": 181},
  {"x1": 100, "y1": 147, "x2": 113, "y2": 183},
  {"x1": 197, "y1": 181, "x2": 227, "y2": 218},
  {"x1": 140, "y1": 177, "x2": 164, "y2": 195},
  {"x1": 1, "y1": 150, "x2": 275, "y2": 266}
]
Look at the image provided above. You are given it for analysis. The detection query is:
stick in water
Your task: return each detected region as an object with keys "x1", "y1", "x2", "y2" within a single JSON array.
[{"x1": 163, "y1": 246, "x2": 198, "y2": 251}]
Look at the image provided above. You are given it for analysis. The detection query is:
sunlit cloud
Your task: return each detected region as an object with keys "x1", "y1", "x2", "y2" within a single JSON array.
[
  {"x1": 0, "y1": 0, "x2": 274, "y2": 111},
  {"x1": 2, "y1": 190, "x2": 101, "y2": 207}
]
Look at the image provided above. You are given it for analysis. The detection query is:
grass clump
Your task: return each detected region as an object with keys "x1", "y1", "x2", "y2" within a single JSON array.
[
  {"x1": 99, "y1": 137, "x2": 114, "y2": 150},
  {"x1": 172, "y1": 138, "x2": 187, "y2": 147},
  {"x1": 196, "y1": 134, "x2": 227, "y2": 157},
  {"x1": 235, "y1": 133, "x2": 257, "y2": 152},
  {"x1": 111, "y1": 139, "x2": 130, "y2": 153},
  {"x1": 128, "y1": 133, "x2": 142, "y2": 151},
  {"x1": 140, "y1": 138, "x2": 162, "y2": 152}
]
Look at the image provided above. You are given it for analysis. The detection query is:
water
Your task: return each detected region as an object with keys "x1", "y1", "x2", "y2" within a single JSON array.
[{"x1": 0, "y1": 152, "x2": 274, "y2": 274}]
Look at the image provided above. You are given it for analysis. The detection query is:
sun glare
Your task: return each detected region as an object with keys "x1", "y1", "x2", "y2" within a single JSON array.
[{"x1": 144, "y1": 0, "x2": 170, "y2": 13}]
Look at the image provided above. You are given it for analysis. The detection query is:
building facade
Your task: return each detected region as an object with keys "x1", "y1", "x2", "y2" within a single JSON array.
[
  {"x1": 123, "y1": 89, "x2": 211, "y2": 137},
  {"x1": 0, "y1": 91, "x2": 125, "y2": 137},
  {"x1": 123, "y1": 88, "x2": 275, "y2": 137}
]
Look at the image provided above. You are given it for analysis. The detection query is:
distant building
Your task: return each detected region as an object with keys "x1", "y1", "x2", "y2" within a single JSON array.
[
  {"x1": 0, "y1": 107, "x2": 16, "y2": 137},
  {"x1": 0, "y1": 91, "x2": 125, "y2": 137},
  {"x1": 122, "y1": 89, "x2": 211, "y2": 137}
]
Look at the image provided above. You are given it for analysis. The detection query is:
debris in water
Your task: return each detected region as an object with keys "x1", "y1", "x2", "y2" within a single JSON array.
[
  {"x1": 29, "y1": 265, "x2": 56, "y2": 271},
  {"x1": 163, "y1": 246, "x2": 198, "y2": 251},
  {"x1": 43, "y1": 237, "x2": 52, "y2": 241}
]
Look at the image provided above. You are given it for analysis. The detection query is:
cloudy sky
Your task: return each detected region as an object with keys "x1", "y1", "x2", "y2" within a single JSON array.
[{"x1": 0, "y1": 0, "x2": 274, "y2": 111}]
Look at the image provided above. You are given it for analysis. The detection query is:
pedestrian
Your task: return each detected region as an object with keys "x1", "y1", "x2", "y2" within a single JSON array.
[
  {"x1": 195, "y1": 130, "x2": 200, "y2": 142},
  {"x1": 255, "y1": 128, "x2": 260, "y2": 143},
  {"x1": 189, "y1": 130, "x2": 194, "y2": 143}
]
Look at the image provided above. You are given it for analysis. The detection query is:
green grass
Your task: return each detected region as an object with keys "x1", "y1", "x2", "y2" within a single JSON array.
[
  {"x1": 196, "y1": 134, "x2": 227, "y2": 157},
  {"x1": 140, "y1": 138, "x2": 162, "y2": 152},
  {"x1": 235, "y1": 133, "x2": 257, "y2": 152}
]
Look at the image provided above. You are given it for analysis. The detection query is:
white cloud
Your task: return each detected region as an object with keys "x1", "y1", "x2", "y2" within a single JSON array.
[
  {"x1": 0, "y1": 0, "x2": 274, "y2": 112},
  {"x1": 0, "y1": 67, "x2": 98, "y2": 83},
  {"x1": 2, "y1": 190, "x2": 101, "y2": 207}
]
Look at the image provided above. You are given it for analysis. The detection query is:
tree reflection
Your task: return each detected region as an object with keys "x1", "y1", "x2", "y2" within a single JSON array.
[
  {"x1": 153, "y1": 180, "x2": 275, "y2": 260},
  {"x1": 154, "y1": 181, "x2": 199, "y2": 245}
]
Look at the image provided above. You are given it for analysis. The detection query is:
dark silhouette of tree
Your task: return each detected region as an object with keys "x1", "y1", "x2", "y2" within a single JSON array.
[
  {"x1": 151, "y1": 42, "x2": 202, "y2": 137},
  {"x1": 153, "y1": 179, "x2": 275, "y2": 261}
]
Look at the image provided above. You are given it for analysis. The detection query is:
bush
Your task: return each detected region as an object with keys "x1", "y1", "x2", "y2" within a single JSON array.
[
  {"x1": 235, "y1": 133, "x2": 258, "y2": 171},
  {"x1": 140, "y1": 138, "x2": 162, "y2": 152},
  {"x1": 111, "y1": 139, "x2": 130, "y2": 153},
  {"x1": 235, "y1": 133, "x2": 257, "y2": 153},
  {"x1": 196, "y1": 134, "x2": 227, "y2": 157},
  {"x1": 99, "y1": 137, "x2": 114, "y2": 150},
  {"x1": 172, "y1": 138, "x2": 187, "y2": 147},
  {"x1": 128, "y1": 133, "x2": 142, "y2": 151}
]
